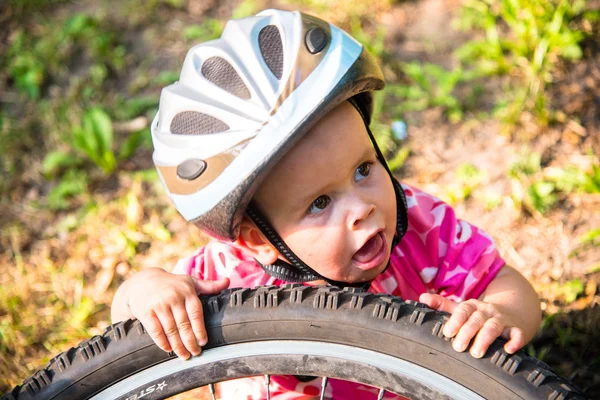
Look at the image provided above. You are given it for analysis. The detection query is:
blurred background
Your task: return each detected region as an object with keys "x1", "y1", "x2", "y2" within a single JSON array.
[{"x1": 0, "y1": 0, "x2": 599, "y2": 396}]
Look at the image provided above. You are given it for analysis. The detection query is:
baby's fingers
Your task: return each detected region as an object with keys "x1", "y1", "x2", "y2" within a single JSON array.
[
  {"x1": 172, "y1": 304, "x2": 202, "y2": 357},
  {"x1": 157, "y1": 311, "x2": 191, "y2": 360},
  {"x1": 469, "y1": 318, "x2": 505, "y2": 358},
  {"x1": 451, "y1": 309, "x2": 486, "y2": 353},
  {"x1": 185, "y1": 295, "x2": 207, "y2": 347},
  {"x1": 503, "y1": 327, "x2": 526, "y2": 354},
  {"x1": 139, "y1": 312, "x2": 173, "y2": 354},
  {"x1": 443, "y1": 301, "x2": 477, "y2": 339}
]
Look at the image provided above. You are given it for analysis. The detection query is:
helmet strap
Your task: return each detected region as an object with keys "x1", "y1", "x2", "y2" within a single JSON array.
[
  {"x1": 246, "y1": 203, "x2": 371, "y2": 290},
  {"x1": 348, "y1": 97, "x2": 409, "y2": 247},
  {"x1": 244, "y1": 98, "x2": 408, "y2": 290}
]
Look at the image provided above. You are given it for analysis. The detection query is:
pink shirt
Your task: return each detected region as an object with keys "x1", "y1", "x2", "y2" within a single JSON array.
[{"x1": 172, "y1": 183, "x2": 505, "y2": 399}]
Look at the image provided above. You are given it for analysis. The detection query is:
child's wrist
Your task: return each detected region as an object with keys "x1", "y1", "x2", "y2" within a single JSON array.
[{"x1": 112, "y1": 277, "x2": 134, "y2": 321}]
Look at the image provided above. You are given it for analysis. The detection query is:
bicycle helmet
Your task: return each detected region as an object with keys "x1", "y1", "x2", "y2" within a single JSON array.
[{"x1": 151, "y1": 9, "x2": 408, "y2": 285}]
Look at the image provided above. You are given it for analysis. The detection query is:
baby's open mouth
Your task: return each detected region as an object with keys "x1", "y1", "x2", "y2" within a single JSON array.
[{"x1": 352, "y1": 232, "x2": 385, "y2": 265}]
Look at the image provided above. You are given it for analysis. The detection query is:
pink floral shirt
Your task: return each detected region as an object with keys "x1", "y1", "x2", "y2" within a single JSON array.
[{"x1": 172, "y1": 183, "x2": 505, "y2": 399}]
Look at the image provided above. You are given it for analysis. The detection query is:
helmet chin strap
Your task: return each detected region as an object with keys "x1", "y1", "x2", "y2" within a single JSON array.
[
  {"x1": 349, "y1": 97, "x2": 409, "y2": 248},
  {"x1": 245, "y1": 99, "x2": 408, "y2": 289},
  {"x1": 246, "y1": 203, "x2": 371, "y2": 289}
]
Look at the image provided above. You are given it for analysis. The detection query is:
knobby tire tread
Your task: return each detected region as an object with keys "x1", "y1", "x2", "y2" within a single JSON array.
[{"x1": 1, "y1": 285, "x2": 588, "y2": 400}]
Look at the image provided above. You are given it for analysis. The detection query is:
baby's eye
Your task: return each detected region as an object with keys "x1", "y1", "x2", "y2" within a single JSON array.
[
  {"x1": 355, "y1": 162, "x2": 371, "y2": 182},
  {"x1": 308, "y1": 195, "x2": 331, "y2": 214}
]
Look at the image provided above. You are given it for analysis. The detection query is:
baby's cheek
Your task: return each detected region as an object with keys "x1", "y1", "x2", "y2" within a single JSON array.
[
  {"x1": 375, "y1": 173, "x2": 398, "y2": 228},
  {"x1": 304, "y1": 240, "x2": 340, "y2": 266},
  {"x1": 295, "y1": 237, "x2": 344, "y2": 275},
  {"x1": 281, "y1": 222, "x2": 350, "y2": 279}
]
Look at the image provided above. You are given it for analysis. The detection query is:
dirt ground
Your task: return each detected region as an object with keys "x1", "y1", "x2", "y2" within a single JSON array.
[{"x1": 384, "y1": 0, "x2": 600, "y2": 395}]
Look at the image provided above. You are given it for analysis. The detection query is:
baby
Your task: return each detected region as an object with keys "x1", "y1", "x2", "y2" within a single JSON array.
[{"x1": 111, "y1": 9, "x2": 541, "y2": 399}]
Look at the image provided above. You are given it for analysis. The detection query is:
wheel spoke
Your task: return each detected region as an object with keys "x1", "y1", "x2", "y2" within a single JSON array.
[
  {"x1": 208, "y1": 383, "x2": 216, "y2": 400},
  {"x1": 377, "y1": 387, "x2": 386, "y2": 400},
  {"x1": 265, "y1": 374, "x2": 271, "y2": 400},
  {"x1": 320, "y1": 376, "x2": 329, "y2": 400}
]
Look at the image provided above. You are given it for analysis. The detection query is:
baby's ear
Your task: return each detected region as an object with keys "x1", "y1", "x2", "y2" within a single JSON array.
[{"x1": 236, "y1": 216, "x2": 279, "y2": 265}]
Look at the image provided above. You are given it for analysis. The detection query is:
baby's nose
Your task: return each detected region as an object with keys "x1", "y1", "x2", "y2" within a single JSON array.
[{"x1": 348, "y1": 198, "x2": 376, "y2": 230}]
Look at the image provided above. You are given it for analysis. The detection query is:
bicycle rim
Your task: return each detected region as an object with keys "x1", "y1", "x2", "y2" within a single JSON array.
[{"x1": 90, "y1": 341, "x2": 483, "y2": 400}]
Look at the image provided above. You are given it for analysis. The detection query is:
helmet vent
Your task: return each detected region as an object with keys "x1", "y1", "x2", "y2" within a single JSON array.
[
  {"x1": 170, "y1": 111, "x2": 230, "y2": 135},
  {"x1": 259, "y1": 25, "x2": 283, "y2": 79},
  {"x1": 201, "y1": 57, "x2": 251, "y2": 100}
]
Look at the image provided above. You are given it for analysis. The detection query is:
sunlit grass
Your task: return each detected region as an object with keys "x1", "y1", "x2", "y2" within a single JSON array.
[
  {"x1": 0, "y1": 172, "x2": 207, "y2": 390},
  {"x1": 454, "y1": 0, "x2": 593, "y2": 126}
]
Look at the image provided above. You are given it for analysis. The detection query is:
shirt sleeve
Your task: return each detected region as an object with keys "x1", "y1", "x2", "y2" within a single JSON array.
[
  {"x1": 171, "y1": 240, "x2": 284, "y2": 288},
  {"x1": 393, "y1": 183, "x2": 505, "y2": 301}
]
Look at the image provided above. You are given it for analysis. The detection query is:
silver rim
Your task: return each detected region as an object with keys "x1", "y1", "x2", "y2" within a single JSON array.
[{"x1": 91, "y1": 340, "x2": 484, "y2": 400}]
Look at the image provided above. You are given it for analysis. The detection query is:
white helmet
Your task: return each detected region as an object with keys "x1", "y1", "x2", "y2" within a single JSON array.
[{"x1": 151, "y1": 9, "x2": 390, "y2": 241}]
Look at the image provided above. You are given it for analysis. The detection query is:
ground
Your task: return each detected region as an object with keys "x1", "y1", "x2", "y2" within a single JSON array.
[{"x1": 0, "y1": 0, "x2": 598, "y2": 397}]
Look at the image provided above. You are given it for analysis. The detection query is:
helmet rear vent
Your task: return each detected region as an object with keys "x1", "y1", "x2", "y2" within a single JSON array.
[
  {"x1": 170, "y1": 111, "x2": 229, "y2": 135},
  {"x1": 201, "y1": 57, "x2": 251, "y2": 100},
  {"x1": 259, "y1": 25, "x2": 283, "y2": 80}
]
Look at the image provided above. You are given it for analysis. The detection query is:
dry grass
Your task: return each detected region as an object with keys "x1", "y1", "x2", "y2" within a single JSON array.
[{"x1": 0, "y1": 172, "x2": 208, "y2": 389}]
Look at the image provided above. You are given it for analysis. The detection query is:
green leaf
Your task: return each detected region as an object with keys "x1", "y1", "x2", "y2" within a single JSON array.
[
  {"x1": 89, "y1": 63, "x2": 108, "y2": 86},
  {"x1": 587, "y1": 264, "x2": 600, "y2": 274},
  {"x1": 64, "y1": 14, "x2": 93, "y2": 36},
  {"x1": 131, "y1": 168, "x2": 159, "y2": 183},
  {"x1": 448, "y1": 108, "x2": 464, "y2": 123},
  {"x1": 151, "y1": 225, "x2": 172, "y2": 242},
  {"x1": 85, "y1": 108, "x2": 113, "y2": 156},
  {"x1": 56, "y1": 214, "x2": 80, "y2": 233},
  {"x1": 455, "y1": 163, "x2": 485, "y2": 184},
  {"x1": 68, "y1": 296, "x2": 97, "y2": 329},
  {"x1": 42, "y1": 151, "x2": 80, "y2": 178},
  {"x1": 232, "y1": 0, "x2": 259, "y2": 19},
  {"x1": 545, "y1": 166, "x2": 588, "y2": 193},
  {"x1": 480, "y1": 190, "x2": 503, "y2": 210},
  {"x1": 114, "y1": 96, "x2": 158, "y2": 121},
  {"x1": 183, "y1": 19, "x2": 223, "y2": 41},
  {"x1": 388, "y1": 147, "x2": 411, "y2": 173},
  {"x1": 71, "y1": 108, "x2": 117, "y2": 173},
  {"x1": 404, "y1": 62, "x2": 431, "y2": 92},
  {"x1": 584, "y1": 165, "x2": 600, "y2": 193},
  {"x1": 559, "y1": 43, "x2": 582, "y2": 60},
  {"x1": 47, "y1": 170, "x2": 87, "y2": 210},
  {"x1": 10, "y1": 54, "x2": 44, "y2": 98},
  {"x1": 154, "y1": 71, "x2": 180, "y2": 86},
  {"x1": 579, "y1": 228, "x2": 600, "y2": 244},
  {"x1": 165, "y1": 0, "x2": 185, "y2": 8},
  {"x1": 509, "y1": 152, "x2": 541, "y2": 178},
  {"x1": 72, "y1": 126, "x2": 99, "y2": 162},
  {"x1": 560, "y1": 279, "x2": 585, "y2": 304},
  {"x1": 526, "y1": 181, "x2": 557, "y2": 214},
  {"x1": 118, "y1": 129, "x2": 144, "y2": 161},
  {"x1": 584, "y1": 10, "x2": 600, "y2": 22},
  {"x1": 100, "y1": 150, "x2": 117, "y2": 174}
]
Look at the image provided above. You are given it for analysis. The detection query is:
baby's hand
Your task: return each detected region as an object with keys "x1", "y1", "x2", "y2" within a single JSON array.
[
  {"x1": 419, "y1": 294, "x2": 525, "y2": 359},
  {"x1": 123, "y1": 268, "x2": 230, "y2": 360}
]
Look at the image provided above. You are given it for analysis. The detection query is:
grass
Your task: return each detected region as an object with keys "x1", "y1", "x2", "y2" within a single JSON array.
[
  {"x1": 366, "y1": 0, "x2": 596, "y2": 131},
  {"x1": 454, "y1": 0, "x2": 592, "y2": 127},
  {"x1": 0, "y1": 172, "x2": 206, "y2": 390},
  {"x1": 507, "y1": 150, "x2": 600, "y2": 216},
  {"x1": 440, "y1": 163, "x2": 487, "y2": 205},
  {"x1": 5, "y1": 13, "x2": 126, "y2": 100}
]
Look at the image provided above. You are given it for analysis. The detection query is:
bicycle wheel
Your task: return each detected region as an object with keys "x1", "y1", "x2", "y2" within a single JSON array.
[{"x1": 1, "y1": 285, "x2": 588, "y2": 399}]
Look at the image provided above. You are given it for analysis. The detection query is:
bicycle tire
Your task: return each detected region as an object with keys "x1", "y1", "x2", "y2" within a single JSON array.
[{"x1": 1, "y1": 285, "x2": 588, "y2": 400}]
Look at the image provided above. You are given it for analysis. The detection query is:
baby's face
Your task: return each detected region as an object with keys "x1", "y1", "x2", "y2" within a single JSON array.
[{"x1": 253, "y1": 102, "x2": 397, "y2": 283}]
